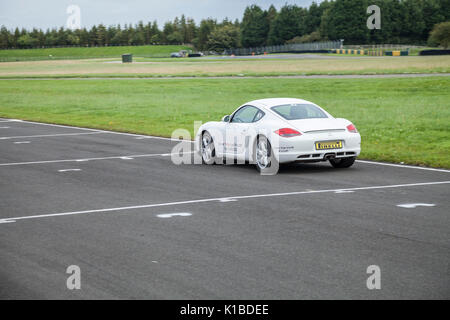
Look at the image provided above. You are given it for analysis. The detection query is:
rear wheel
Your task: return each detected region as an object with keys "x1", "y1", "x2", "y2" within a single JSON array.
[
  {"x1": 201, "y1": 131, "x2": 216, "y2": 165},
  {"x1": 255, "y1": 136, "x2": 279, "y2": 175},
  {"x1": 329, "y1": 157, "x2": 356, "y2": 168}
]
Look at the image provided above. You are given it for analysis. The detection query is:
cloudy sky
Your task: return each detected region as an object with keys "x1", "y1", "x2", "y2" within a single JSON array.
[{"x1": 0, "y1": 0, "x2": 321, "y2": 30}]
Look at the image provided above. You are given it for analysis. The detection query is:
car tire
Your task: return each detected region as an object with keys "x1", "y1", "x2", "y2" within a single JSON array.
[
  {"x1": 255, "y1": 136, "x2": 279, "y2": 175},
  {"x1": 329, "y1": 157, "x2": 356, "y2": 168},
  {"x1": 201, "y1": 131, "x2": 216, "y2": 165}
]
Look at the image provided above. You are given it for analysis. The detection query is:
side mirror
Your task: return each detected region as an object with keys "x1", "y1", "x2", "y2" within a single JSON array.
[{"x1": 222, "y1": 115, "x2": 230, "y2": 122}]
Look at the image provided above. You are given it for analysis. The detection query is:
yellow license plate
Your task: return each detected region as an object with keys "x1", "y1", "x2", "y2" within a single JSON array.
[{"x1": 315, "y1": 140, "x2": 343, "y2": 150}]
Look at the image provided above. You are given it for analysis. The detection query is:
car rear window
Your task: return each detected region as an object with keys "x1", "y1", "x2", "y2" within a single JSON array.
[{"x1": 271, "y1": 104, "x2": 328, "y2": 120}]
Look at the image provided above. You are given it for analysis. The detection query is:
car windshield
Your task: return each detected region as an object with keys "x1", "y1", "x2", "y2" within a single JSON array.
[{"x1": 271, "y1": 104, "x2": 328, "y2": 120}]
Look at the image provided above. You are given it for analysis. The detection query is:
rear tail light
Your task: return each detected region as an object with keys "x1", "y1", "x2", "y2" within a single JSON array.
[
  {"x1": 275, "y1": 128, "x2": 302, "y2": 137},
  {"x1": 346, "y1": 124, "x2": 358, "y2": 133}
]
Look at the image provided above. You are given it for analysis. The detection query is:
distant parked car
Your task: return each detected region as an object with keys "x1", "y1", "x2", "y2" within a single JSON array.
[
  {"x1": 171, "y1": 50, "x2": 192, "y2": 58},
  {"x1": 196, "y1": 98, "x2": 361, "y2": 174},
  {"x1": 188, "y1": 53, "x2": 204, "y2": 58}
]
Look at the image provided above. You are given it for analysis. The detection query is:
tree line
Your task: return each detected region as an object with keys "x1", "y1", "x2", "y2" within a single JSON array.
[{"x1": 1, "y1": 0, "x2": 449, "y2": 51}]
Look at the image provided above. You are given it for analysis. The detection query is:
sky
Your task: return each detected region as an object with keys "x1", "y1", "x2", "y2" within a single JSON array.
[{"x1": 0, "y1": 0, "x2": 321, "y2": 30}]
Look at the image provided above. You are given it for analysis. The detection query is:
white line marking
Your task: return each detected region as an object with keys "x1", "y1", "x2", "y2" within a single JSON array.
[
  {"x1": 13, "y1": 141, "x2": 31, "y2": 144},
  {"x1": 0, "y1": 126, "x2": 10, "y2": 129},
  {"x1": 219, "y1": 198, "x2": 238, "y2": 202},
  {"x1": 397, "y1": 203, "x2": 436, "y2": 209},
  {"x1": 0, "y1": 180, "x2": 448, "y2": 224},
  {"x1": 58, "y1": 169, "x2": 81, "y2": 172},
  {"x1": 0, "y1": 152, "x2": 192, "y2": 167},
  {"x1": 334, "y1": 190, "x2": 355, "y2": 193},
  {"x1": 0, "y1": 220, "x2": 15, "y2": 224},
  {"x1": 11, "y1": 119, "x2": 193, "y2": 143},
  {"x1": 120, "y1": 157, "x2": 134, "y2": 160},
  {"x1": 0, "y1": 120, "x2": 22, "y2": 123},
  {"x1": 156, "y1": 212, "x2": 192, "y2": 218},
  {"x1": 356, "y1": 160, "x2": 450, "y2": 173},
  {"x1": 0, "y1": 132, "x2": 103, "y2": 140}
]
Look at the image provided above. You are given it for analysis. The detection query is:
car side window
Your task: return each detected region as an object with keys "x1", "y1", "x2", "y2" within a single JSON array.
[
  {"x1": 253, "y1": 110, "x2": 265, "y2": 122},
  {"x1": 231, "y1": 106, "x2": 260, "y2": 123}
]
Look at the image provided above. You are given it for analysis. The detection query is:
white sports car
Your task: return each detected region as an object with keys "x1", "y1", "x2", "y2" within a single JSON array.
[{"x1": 196, "y1": 98, "x2": 361, "y2": 174}]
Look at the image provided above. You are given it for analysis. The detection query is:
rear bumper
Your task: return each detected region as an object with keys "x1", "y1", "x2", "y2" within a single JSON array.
[
  {"x1": 273, "y1": 132, "x2": 361, "y2": 164},
  {"x1": 277, "y1": 148, "x2": 361, "y2": 163}
]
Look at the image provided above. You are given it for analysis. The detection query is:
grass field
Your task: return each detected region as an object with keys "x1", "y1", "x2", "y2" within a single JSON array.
[
  {"x1": 0, "y1": 55, "x2": 448, "y2": 78},
  {"x1": 0, "y1": 45, "x2": 191, "y2": 62},
  {"x1": 0, "y1": 77, "x2": 448, "y2": 168}
]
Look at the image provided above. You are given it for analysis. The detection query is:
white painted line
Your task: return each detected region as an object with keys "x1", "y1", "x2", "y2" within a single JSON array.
[
  {"x1": 58, "y1": 169, "x2": 82, "y2": 172},
  {"x1": 0, "y1": 180, "x2": 448, "y2": 224},
  {"x1": 14, "y1": 119, "x2": 193, "y2": 143},
  {"x1": 397, "y1": 203, "x2": 436, "y2": 209},
  {"x1": 356, "y1": 160, "x2": 450, "y2": 173},
  {"x1": 0, "y1": 120, "x2": 22, "y2": 123},
  {"x1": 0, "y1": 126, "x2": 10, "y2": 129},
  {"x1": 0, "y1": 131, "x2": 103, "y2": 140},
  {"x1": 0, "y1": 151, "x2": 193, "y2": 167},
  {"x1": 156, "y1": 212, "x2": 192, "y2": 218},
  {"x1": 120, "y1": 157, "x2": 134, "y2": 160},
  {"x1": 334, "y1": 190, "x2": 355, "y2": 193},
  {"x1": 219, "y1": 198, "x2": 238, "y2": 202},
  {"x1": 13, "y1": 141, "x2": 31, "y2": 144},
  {"x1": 4, "y1": 119, "x2": 99, "y2": 132},
  {"x1": 0, "y1": 220, "x2": 15, "y2": 224}
]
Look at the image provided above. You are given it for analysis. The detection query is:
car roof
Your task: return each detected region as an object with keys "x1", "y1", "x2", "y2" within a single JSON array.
[{"x1": 245, "y1": 98, "x2": 316, "y2": 110}]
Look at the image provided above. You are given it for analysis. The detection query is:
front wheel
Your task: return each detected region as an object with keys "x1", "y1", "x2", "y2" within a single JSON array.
[
  {"x1": 255, "y1": 136, "x2": 279, "y2": 175},
  {"x1": 329, "y1": 157, "x2": 356, "y2": 168},
  {"x1": 201, "y1": 131, "x2": 216, "y2": 165}
]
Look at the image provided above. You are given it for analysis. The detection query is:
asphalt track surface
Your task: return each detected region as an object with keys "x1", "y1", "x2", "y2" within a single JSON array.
[{"x1": 0, "y1": 118, "x2": 449, "y2": 299}]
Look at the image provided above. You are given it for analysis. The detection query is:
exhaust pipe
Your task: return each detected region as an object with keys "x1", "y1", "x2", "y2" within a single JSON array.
[{"x1": 324, "y1": 153, "x2": 336, "y2": 160}]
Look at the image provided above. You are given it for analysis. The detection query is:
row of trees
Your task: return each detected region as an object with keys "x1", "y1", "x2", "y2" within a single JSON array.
[
  {"x1": 240, "y1": 0, "x2": 450, "y2": 47},
  {"x1": 0, "y1": 0, "x2": 449, "y2": 51}
]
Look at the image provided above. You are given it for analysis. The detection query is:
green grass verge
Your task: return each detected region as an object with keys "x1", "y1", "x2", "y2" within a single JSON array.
[
  {"x1": 0, "y1": 45, "x2": 191, "y2": 61},
  {"x1": 0, "y1": 77, "x2": 448, "y2": 168}
]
